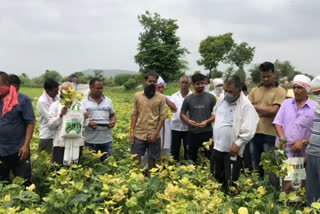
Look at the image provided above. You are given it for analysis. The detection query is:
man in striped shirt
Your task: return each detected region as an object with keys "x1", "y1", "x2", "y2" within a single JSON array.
[{"x1": 306, "y1": 76, "x2": 320, "y2": 206}]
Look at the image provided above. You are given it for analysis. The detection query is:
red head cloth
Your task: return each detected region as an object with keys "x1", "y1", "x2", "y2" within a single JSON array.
[{"x1": 0, "y1": 85, "x2": 19, "y2": 117}]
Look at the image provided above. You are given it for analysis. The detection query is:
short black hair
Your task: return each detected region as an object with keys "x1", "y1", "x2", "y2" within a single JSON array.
[
  {"x1": 242, "y1": 84, "x2": 247, "y2": 92},
  {"x1": 89, "y1": 78, "x2": 103, "y2": 87},
  {"x1": 9, "y1": 74, "x2": 21, "y2": 87},
  {"x1": 0, "y1": 71, "x2": 10, "y2": 85},
  {"x1": 44, "y1": 79, "x2": 59, "y2": 90},
  {"x1": 225, "y1": 75, "x2": 243, "y2": 90},
  {"x1": 191, "y1": 73, "x2": 206, "y2": 84},
  {"x1": 68, "y1": 74, "x2": 79, "y2": 81},
  {"x1": 144, "y1": 71, "x2": 159, "y2": 81},
  {"x1": 259, "y1": 61, "x2": 275, "y2": 73}
]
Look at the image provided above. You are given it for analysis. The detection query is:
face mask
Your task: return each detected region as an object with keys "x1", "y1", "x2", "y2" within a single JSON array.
[
  {"x1": 214, "y1": 86, "x2": 224, "y2": 96},
  {"x1": 0, "y1": 86, "x2": 10, "y2": 96},
  {"x1": 204, "y1": 85, "x2": 210, "y2": 92},
  {"x1": 225, "y1": 92, "x2": 238, "y2": 103},
  {"x1": 144, "y1": 84, "x2": 156, "y2": 99}
]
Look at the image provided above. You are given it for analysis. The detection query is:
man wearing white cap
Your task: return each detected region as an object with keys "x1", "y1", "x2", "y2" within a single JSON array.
[
  {"x1": 211, "y1": 78, "x2": 224, "y2": 98},
  {"x1": 306, "y1": 76, "x2": 320, "y2": 206},
  {"x1": 273, "y1": 74, "x2": 316, "y2": 158}
]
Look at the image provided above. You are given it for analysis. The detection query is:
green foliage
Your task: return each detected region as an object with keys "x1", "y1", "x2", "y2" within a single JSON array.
[
  {"x1": 114, "y1": 74, "x2": 136, "y2": 86},
  {"x1": 227, "y1": 42, "x2": 255, "y2": 69},
  {"x1": 134, "y1": 11, "x2": 189, "y2": 81},
  {"x1": 42, "y1": 70, "x2": 62, "y2": 83},
  {"x1": 274, "y1": 59, "x2": 296, "y2": 81},
  {"x1": 123, "y1": 78, "x2": 138, "y2": 90},
  {"x1": 234, "y1": 68, "x2": 246, "y2": 82},
  {"x1": 249, "y1": 64, "x2": 261, "y2": 84},
  {"x1": 197, "y1": 33, "x2": 234, "y2": 78},
  {"x1": 224, "y1": 67, "x2": 236, "y2": 79}
]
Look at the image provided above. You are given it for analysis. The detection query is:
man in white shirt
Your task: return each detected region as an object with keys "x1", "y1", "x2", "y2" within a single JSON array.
[
  {"x1": 82, "y1": 78, "x2": 116, "y2": 162},
  {"x1": 37, "y1": 79, "x2": 59, "y2": 154},
  {"x1": 211, "y1": 76, "x2": 258, "y2": 190},
  {"x1": 170, "y1": 75, "x2": 192, "y2": 161}
]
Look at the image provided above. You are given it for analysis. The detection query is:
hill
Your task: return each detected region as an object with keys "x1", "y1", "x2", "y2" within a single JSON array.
[{"x1": 81, "y1": 69, "x2": 137, "y2": 77}]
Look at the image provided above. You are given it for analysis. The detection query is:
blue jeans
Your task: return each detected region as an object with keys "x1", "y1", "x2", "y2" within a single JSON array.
[
  {"x1": 306, "y1": 154, "x2": 320, "y2": 206},
  {"x1": 85, "y1": 142, "x2": 112, "y2": 162},
  {"x1": 250, "y1": 134, "x2": 276, "y2": 177}
]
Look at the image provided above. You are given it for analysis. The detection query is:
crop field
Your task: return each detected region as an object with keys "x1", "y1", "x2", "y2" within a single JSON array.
[{"x1": 0, "y1": 87, "x2": 319, "y2": 214}]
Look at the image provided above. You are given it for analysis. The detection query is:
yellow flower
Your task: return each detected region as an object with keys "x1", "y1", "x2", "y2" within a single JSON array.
[
  {"x1": 4, "y1": 194, "x2": 11, "y2": 202},
  {"x1": 257, "y1": 186, "x2": 266, "y2": 198},
  {"x1": 238, "y1": 207, "x2": 248, "y2": 214},
  {"x1": 26, "y1": 184, "x2": 35, "y2": 192}
]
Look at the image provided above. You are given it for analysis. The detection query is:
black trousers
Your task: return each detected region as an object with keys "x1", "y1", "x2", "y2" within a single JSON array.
[
  {"x1": 0, "y1": 153, "x2": 31, "y2": 185},
  {"x1": 187, "y1": 131, "x2": 212, "y2": 163},
  {"x1": 171, "y1": 130, "x2": 188, "y2": 161},
  {"x1": 210, "y1": 149, "x2": 242, "y2": 190}
]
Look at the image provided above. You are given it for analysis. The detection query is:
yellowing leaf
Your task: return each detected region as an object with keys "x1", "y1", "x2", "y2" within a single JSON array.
[
  {"x1": 238, "y1": 207, "x2": 248, "y2": 214},
  {"x1": 26, "y1": 184, "x2": 35, "y2": 192},
  {"x1": 4, "y1": 194, "x2": 11, "y2": 202}
]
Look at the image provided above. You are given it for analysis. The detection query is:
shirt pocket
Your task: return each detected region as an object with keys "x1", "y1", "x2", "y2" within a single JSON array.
[{"x1": 296, "y1": 114, "x2": 313, "y2": 128}]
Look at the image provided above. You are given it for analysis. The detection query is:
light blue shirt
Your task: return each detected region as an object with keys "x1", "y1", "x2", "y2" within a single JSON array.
[
  {"x1": 81, "y1": 95, "x2": 114, "y2": 144},
  {"x1": 213, "y1": 100, "x2": 237, "y2": 152}
]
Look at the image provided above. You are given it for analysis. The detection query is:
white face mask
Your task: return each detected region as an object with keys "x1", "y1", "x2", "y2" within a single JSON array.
[
  {"x1": 204, "y1": 85, "x2": 210, "y2": 92},
  {"x1": 214, "y1": 86, "x2": 224, "y2": 96}
]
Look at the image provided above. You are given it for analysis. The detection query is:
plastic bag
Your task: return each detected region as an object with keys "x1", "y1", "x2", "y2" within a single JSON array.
[
  {"x1": 60, "y1": 103, "x2": 84, "y2": 138},
  {"x1": 282, "y1": 157, "x2": 306, "y2": 200}
]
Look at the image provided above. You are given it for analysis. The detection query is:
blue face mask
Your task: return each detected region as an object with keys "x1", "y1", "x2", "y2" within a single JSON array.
[{"x1": 225, "y1": 92, "x2": 238, "y2": 103}]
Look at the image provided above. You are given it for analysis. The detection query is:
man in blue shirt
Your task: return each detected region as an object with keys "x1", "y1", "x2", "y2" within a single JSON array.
[{"x1": 0, "y1": 71, "x2": 35, "y2": 183}]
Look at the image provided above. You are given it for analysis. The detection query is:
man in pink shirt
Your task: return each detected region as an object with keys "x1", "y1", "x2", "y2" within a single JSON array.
[{"x1": 273, "y1": 75, "x2": 316, "y2": 157}]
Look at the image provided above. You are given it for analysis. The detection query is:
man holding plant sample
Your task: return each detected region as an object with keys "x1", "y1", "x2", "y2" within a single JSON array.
[
  {"x1": 82, "y1": 78, "x2": 116, "y2": 162},
  {"x1": 48, "y1": 82, "x2": 85, "y2": 165}
]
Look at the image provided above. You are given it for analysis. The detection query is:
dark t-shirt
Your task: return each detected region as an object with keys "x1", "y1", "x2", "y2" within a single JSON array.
[
  {"x1": 0, "y1": 93, "x2": 35, "y2": 157},
  {"x1": 181, "y1": 92, "x2": 216, "y2": 134}
]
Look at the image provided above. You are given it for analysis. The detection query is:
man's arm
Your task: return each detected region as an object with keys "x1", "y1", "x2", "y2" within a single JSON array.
[
  {"x1": 254, "y1": 104, "x2": 280, "y2": 117},
  {"x1": 166, "y1": 97, "x2": 177, "y2": 112},
  {"x1": 109, "y1": 114, "x2": 116, "y2": 128},
  {"x1": 275, "y1": 124, "x2": 285, "y2": 140},
  {"x1": 19, "y1": 123, "x2": 34, "y2": 160},
  {"x1": 180, "y1": 110, "x2": 198, "y2": 127}
]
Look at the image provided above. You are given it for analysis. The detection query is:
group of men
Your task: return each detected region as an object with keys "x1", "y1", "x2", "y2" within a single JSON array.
[
  {"x1": 129, "y1": 62, "x2": 320, "y2": 205},
  {"x1": 0, "y1": 72, "x2": 115, "y2": 184},
  {"x1": 1, "y1": 60, "x2": 320, "y2": 206}
]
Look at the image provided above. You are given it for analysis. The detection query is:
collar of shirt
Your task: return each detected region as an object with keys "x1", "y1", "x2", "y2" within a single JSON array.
[
  {"x1": 88, "y1": 94, "x2": 105, "y2": 104},
  {"x1": 291, "y1": 97, "x2": 313, "y2": 109}
]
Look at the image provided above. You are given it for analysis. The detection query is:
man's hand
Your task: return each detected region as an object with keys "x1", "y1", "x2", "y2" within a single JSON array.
[
  {"x1": 188, "y1": 120, "x2": 199, "y2": 127},
  {"x1": 130, "y1": 131, "x2": 134, "y2": 144},
  {"x1": 198, "y1": 120, "x2": 208, "y2": 128},
  {"x1": 19, "y1": 145, "x2": 30, "y2": 160},
  {"x1": 229, "y1": 144, "x2": 240, "y2": 157},
  {"x1": 60, "y1": 106, "x2": 68, "y2": 118},
  {"x1": 108, "y1": 119, "x2": 116, "y2": 129},
  {"x1": 147, "y1": 132, "x2": 158, "y2": 143},
  {"x1": 88, "y1": 121, "x2": 97, "y2": 129},
  {"x1": 291, "y1": 140, "x2": 305, "y2": 153},
  {"x1": 83, "y1": 112, "x2": 89, "y2": 119}
]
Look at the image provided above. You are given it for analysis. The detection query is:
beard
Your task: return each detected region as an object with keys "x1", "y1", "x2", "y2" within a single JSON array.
[{"x1": 144, "y1": 84, "x2": 156, "y2": 99}]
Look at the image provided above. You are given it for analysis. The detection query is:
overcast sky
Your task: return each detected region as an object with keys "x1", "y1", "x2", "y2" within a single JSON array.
[{"x1": 1, "y1": 0, "x2": 319, "y2": 78}]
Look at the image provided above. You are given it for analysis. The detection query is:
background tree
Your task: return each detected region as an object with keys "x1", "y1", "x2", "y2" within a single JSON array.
[
  {"x1": 134, "y1": 11, "x2": 189, "y2": 81},
  {"x1": 274, "y1": 59, "x2": 296, "y2": 81},
  {"x1": 197, "y1": 33, "x2": 234, "y2": 78},
  {"x1": 249, "y1": 64, "x2": 261, "y2": 84},
  {"x1": 93, "y1": 69, "x2": 104, "y2": 79},
  {"x1": 42, "y1": 70, "x2": 62, "y2": 83},
  {"x1": 227, "y1": 42, "x2": 255, "y2": 70},
  {"x1": 19, "y1": 73, "x2": 31, "y2": 86}
]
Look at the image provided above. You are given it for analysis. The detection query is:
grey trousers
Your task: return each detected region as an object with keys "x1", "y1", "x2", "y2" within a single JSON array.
[
  {"x1": 38, "y1": 139, "x2": 53, "y2": 154},
  {"x1": 306, "y1": 154, "x2": 320, "y2": 206}
]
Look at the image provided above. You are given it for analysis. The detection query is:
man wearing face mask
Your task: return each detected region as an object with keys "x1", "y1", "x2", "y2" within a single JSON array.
[
  {"x1": 130, "y1": 72, "x2": 166, "y2": 170},
  {"x1": 306, "y1": 76, "x2": 320, "y2": 206},
  {"x1": 204, "y1": 76, "x2": 211, "y2": 93},
  {"x1": 211, "y1": 78, "x2": 224, "y2": 98},
  {"x1": 0, "y1": 71, "x2": 35, "y2": 184},
  {"x1": 180, "y1": 73, "x2": 216, "y2": 163},
  {"x1": 248, "y1": 62, "x2": 286, "y2": 177},
  {"x1": 211, "y1": 75, "x2": 258, "y2": 189}
]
